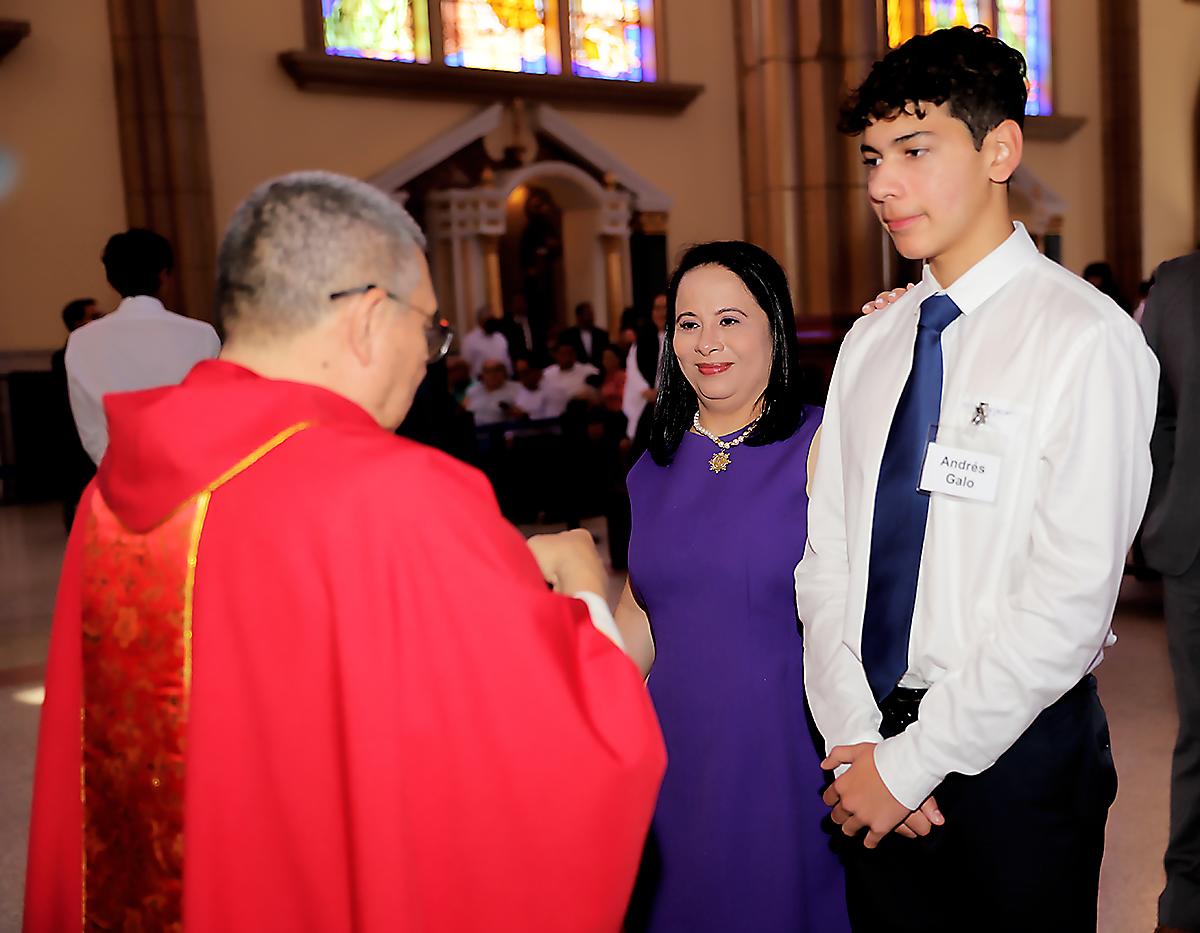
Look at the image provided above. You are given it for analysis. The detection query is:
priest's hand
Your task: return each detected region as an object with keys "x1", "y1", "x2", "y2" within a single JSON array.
[
  {"x1": 861, "y1": 282, "x2": 915, "y2": 315},
  {"x1": 821, "y1": 743, "x2": 910, "y2": 849},
  {"x1": 526, "y1": 528, "x2": 607, "y2": 598}
]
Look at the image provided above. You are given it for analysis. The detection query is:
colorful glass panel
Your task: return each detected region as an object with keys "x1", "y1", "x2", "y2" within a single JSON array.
[
  {"x1": 441, "y1": 0, "x2": 562, "y2": 74},
  {"x1": 996, "y1": 0, "x2": 1052, "y2": 114},
  {"x1": 885, "y1": 0, "x2": 1051, "y2": 115},
  {"x1": 569, "y1": 0, "x2": 655, "y2": 82},
  {"x1": 923, "y1": 0, "x2": 986, "y2": 31},
  {"x1": 323, "y1": 0, "x2": 432, "y2": 64},
  {"x1": 888, "y1": 0, "x2": 917, "y2": 49}
]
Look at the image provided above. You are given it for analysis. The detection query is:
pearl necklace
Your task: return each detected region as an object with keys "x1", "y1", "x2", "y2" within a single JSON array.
[{"x1": 692, "y1": 411, "x2": 761, "y2": 474}]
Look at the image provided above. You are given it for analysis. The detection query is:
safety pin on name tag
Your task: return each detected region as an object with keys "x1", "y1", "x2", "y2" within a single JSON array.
[{"x1": 972, "y1": 402, "x2": 989, "y2": 426}]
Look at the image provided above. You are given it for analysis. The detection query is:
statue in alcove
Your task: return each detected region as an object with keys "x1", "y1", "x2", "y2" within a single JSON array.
[{"x1": 518, "y1": 187, "x2": 563, "y2": 356}]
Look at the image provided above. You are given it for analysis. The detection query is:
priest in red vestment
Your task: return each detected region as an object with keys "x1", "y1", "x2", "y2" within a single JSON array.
[{"x1": 24, "y1": 172, "x2": 665, "y2": 932}]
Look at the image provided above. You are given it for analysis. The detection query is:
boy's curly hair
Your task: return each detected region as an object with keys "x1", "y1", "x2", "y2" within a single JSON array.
[{"x1": 838, "y1": 25, "x2": 1028, "y2": 150}]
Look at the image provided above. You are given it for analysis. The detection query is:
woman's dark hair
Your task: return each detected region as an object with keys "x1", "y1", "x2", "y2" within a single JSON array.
[
  {"x1": 838, "y1": 25, "x2": 1027, "y2": 150},
  {"x1": 648, "y1": 241, "x2": 807, "y2": 467}
]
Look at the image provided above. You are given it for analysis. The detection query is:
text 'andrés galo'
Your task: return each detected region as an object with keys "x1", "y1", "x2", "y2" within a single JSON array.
[{"x1": 918, "y1": 441, "x2": 1002, "y2": 503}]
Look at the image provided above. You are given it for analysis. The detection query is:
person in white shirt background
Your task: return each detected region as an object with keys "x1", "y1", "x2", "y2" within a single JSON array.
[
  {"x1": 460, "y1": 306, "x2": 511, "y2": 379},
  {"x1": 50, "y1": 298, "x2": 102, "y2": 529},
  {"x1": 512, "y1": 359, "x2": 557, "y2": 421},
  {"x1": 463, "y1": 358, "x2": 520, "y2": 426},
  {"x1": 794, "y1": 26, "x2": 1159, "y2": 931},
  {"x1": 65, "y1": 228, "x2": 221, "y2": 466},
  {"x1": 622, "y1": 293, "x2": 667, "y2": 444},
  {"x1": 540, "y1": 340, "x2": 599, "y2": 419}
]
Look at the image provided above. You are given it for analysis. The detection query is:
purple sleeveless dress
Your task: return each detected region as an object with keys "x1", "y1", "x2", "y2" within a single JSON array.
[{"x1": 625, "y1": 406, "x2": 849, "y2": 932}]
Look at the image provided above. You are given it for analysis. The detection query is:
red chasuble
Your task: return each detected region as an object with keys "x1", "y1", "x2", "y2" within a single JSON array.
[{"x1": 24, "y1": 360, "x2": 664, "y2": 932}]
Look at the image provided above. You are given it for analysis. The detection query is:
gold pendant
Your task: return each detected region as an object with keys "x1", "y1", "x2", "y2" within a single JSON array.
[{"x1": 709, "y1": 450, "x2": 731, "y2": 474}]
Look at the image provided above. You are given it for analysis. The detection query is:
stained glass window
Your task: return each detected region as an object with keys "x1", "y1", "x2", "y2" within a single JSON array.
[
  {"x1": 441, "y1": 1, "x2": 562, "y2": 74},
  {"x1": 323, "y1": 0, "x2": 432, "y2": 64},
  {"x1": 994, "y1": 1, "x2": 1052, "y2": 115},
  {"x1": 924, "y1": 0, "x2": 988, "y2": 31},
  {"x1": 569, "y1": 1, "x2": 655, "y2": 82},
  {"x1": 318, "y1": 0, "x2": 659, "y2": 83},
  {"x1": 885, "y1": 0, "x2": 1051, "y2": 115}
]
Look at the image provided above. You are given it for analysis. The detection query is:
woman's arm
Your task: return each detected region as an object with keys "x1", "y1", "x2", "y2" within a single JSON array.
[{"x1": 614, "y1": 579, "x2": 655, "y2": 678}]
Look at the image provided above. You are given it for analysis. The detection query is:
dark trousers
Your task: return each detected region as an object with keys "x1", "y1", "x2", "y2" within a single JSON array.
[
  {"x1": 840, "y1": 676, "x2": 1116, "y2": 933},
  {"x1": 1161, "y1": 558, "x2": 1200, "y2": 930}
]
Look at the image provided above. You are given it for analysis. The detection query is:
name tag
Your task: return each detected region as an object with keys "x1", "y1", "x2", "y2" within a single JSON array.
[{"x1": 919, "y1": 442, "x2": 1002, "y2": 502}]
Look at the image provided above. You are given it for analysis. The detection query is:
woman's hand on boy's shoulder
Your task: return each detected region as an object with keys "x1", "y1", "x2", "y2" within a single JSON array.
[{"x1": 861, "y1": 282, "x2": 915, "y2": 315}]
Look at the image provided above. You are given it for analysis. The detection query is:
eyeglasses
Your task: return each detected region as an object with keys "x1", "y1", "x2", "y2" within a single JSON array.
[{"x1": 329, "y1": 284, "x2": 454, "y2": 364}]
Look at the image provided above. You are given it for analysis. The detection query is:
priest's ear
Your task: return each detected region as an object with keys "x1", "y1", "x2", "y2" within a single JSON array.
[{"x1": 344, "y1": 288, "x2": 391, "y2": 367}]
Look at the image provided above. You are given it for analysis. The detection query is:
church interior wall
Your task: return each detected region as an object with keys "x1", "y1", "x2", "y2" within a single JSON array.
[
  {"x1": 196, "y1": 0, "x2": 479, "y2": 245},
  {"x1": 1138, "y1": 0, "x2": 1200, "y2": 274},
  {"x1": 1017, "y1": 0, "x2": 1106, "y2": 279},
  {"x1": 0, "y1": 0, "x2": 128, "y2": 352},
  {"x1": 196, "y1": 0, "x2": 743, "y2": 309},
  {"x1": 9, "y1": 1, "x2": 1186, "y2": 351}
]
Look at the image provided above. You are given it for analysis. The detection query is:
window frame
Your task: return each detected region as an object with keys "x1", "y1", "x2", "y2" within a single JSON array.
[
  {"x1": 879, "y1": 0, "x2": 1082, "y2": 141},
  {"x1": 285, "y1": 0, "x2": 700, "y2": 111},
  {"x1": 882, "y1": 0, "x2": 1056, "y2": 117}
]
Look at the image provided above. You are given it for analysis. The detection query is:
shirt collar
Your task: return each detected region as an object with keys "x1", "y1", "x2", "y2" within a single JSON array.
[
  {"x1": 919, "y1": 222, "x2": 1041, "y2": 316},
  {"x1": 114, "y1": 295, "x2": 170, "y2": 316}
]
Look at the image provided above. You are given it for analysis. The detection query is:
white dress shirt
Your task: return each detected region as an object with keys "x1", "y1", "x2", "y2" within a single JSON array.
[
  {"x1": 540, "y1": 362, "x2": 599, "y2": 418},
  {"x1": 575, "y1": 591, "x2": 625, "y2": 652},
  {"x1": 621, "y1": 332, "x2": 665, "y2": 438},
  {"x1": 460, "y1": 327, "x2": 511, "y2": 379},
  {"x1": 795, "y1": 224, "x2": 1159, "y2": 809},
  {"x1": 513, "y1": 384, "x2": 557, "y2": 420},
  {"x1": 463, "y1": 380, "x2": 520, "y2": 426},
  {"x1": 65, "y1": 296, "x2": 221, "y2": 464}
]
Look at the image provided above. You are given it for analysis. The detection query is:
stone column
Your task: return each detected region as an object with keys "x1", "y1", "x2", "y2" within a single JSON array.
[
  {"x1": 107, "y1": 0, "x2": 217, "y2": 322},
  {"x1": 480, "y1": 235, "x2": 503, "y2": 317},
  {"x1": 733, "y1": 0, "x2": 884, "y2": 320},
  {"x1": 602, "y1": 234, "x2": 625, "y2": 339}
]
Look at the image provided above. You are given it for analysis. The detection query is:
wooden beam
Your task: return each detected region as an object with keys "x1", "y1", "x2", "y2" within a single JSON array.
[
  {"x1": 1023, "y1": 114, "x2": 1086, "y2": 143},
  {"x1": 107, "y1": 0, "x2": 217, "y2": 322},
  {"x1": 1097, "y1": 0, "x2": 1144, "y2": 294},
  {"x1": 278, "y1": 50, "x2": 703, "y2": 114}
]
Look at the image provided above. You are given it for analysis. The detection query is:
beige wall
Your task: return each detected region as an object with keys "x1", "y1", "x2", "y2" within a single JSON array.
[
  {"x1": 1140, "y1": 0, "x2": 1200, "y2": 274},
  {"x1": 5, "y1": 0, "x2": 1194, "y2": 345},
  {"x1": 0, "y1": 0, "x2": 127, "y2": 352},
  {"x1": 196, "y1": 0, "x2": 743, "y2": 272},
  {"x1": 1018, "y1": 0, "x2": 1106, "y2": 279}
]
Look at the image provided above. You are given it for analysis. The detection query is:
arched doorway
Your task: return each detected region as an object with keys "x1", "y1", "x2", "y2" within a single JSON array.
[
  {"x1": 425, "y1": 159, "x2": 632, "y2": 343},
  {"x1": 373, "y1": 104, "x2": 667, "y2": 342},
  {"x1": 501, "y1": 185, "x2": 565, "y2": 355},
  {"x1": 496, "y1": 160, "x2": 628, "y2": 351}
]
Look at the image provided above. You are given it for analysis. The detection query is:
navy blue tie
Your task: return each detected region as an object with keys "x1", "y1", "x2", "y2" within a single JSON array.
[{"x1": 861, "y1": 294, "x2": 962, "y2": 702}]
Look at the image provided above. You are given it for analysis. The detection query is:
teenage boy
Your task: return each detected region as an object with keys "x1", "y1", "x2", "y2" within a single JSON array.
[{"x1": 795, "y1": 26, "x2": 1159, "y2": 930}]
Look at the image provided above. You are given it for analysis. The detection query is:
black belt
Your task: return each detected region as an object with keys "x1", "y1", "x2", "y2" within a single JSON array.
[{"x1": 878, "y1": 675, "x2": 1095, "y2": 741}]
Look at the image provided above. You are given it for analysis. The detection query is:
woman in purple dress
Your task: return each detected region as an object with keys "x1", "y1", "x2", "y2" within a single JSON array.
[{"x1": 616, "y1": 241, "x2": 850, "y2": 931}]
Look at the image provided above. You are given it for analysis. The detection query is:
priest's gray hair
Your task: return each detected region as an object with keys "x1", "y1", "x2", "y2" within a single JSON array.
[{"x1": 215, "y1": 171, "x2": 427, "y2": 339}]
